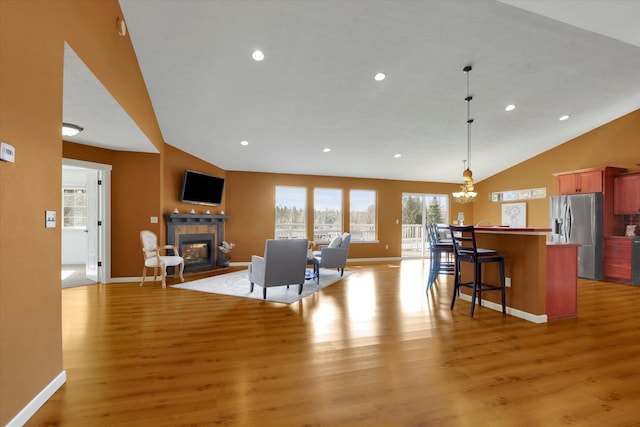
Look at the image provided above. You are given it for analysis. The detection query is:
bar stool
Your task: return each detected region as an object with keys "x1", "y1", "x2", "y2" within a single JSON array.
[
  {"x1": 426, "y1": 223, "x2": 454, "y2": 291},
  {"x1": 449, "y1": 225, "x2": 506, "y2": 317}
]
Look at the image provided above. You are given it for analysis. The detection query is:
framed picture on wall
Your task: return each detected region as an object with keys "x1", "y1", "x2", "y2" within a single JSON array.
[{"x1": 502, "y1": 202, "x2": 526, "y2": 227}]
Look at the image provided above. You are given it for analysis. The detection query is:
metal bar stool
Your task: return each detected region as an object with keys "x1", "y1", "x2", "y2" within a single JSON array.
[{"x1": 449, "y1": 225, "x2": 506, "y2": 317}]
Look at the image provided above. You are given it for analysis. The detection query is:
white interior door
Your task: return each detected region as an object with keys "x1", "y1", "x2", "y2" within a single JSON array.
[{"x1": 85, "y1": 169, "x2": 99, "y2": 282}]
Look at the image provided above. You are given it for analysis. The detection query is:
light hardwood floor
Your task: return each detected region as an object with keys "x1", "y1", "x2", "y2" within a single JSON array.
[{"x1": 28, "y1": 260, "x2": 640, "y2": 426}]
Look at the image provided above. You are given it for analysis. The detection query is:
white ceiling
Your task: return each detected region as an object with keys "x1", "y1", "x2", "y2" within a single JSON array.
[{"x1": 63, "y1": 0, "x2": 640, "y2": 183}]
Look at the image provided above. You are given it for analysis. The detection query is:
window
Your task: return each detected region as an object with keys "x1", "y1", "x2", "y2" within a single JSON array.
[
  {"x1": 491, "y1": 187, "x2": 546, "y2": 202},
  {"x1": 63, "y1": 188, "x2": 87, "y2": 228},
  {"x1": 275, "y1": 186, "x2": 307, "y2": 239},
  {"x1": 350, "y1": 190, "x2": 376, "y2": 242},
  {"x1": 314, "y1": 188, "x2": 342, "y2": 242}
]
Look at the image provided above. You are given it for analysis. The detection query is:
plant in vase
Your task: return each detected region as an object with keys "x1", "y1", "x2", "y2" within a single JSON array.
[{"x1": 218, "y1": 240, "x2": 235, "y2": 267}]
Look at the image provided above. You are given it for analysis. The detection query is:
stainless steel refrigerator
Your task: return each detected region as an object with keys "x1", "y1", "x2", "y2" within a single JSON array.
[{"x1": 550, "y1": 193, "x2": 603, "y2": 280}]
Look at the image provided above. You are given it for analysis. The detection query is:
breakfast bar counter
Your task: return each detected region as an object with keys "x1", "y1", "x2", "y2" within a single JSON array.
[{"x1": 460, "y1": 227, "x2": 579, "y2": 322}]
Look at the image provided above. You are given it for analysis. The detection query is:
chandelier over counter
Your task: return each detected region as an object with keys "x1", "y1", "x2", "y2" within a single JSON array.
[{"x1": 452, "y1": 65, "x2": 477, "y2": 204}]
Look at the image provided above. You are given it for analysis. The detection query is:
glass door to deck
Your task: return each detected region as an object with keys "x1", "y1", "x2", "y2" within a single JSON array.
[{"x1": 401, "y1": 193, "x2": 449, "y2": 258}]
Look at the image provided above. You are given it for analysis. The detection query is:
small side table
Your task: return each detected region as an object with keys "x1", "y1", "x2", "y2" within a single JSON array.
[{"x1": 306, "y1": 256, "x2": 319, "y2": 283}]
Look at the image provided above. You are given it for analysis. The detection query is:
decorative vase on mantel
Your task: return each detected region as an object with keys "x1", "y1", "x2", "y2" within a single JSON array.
[{"x1": 221, "y1": 257, "x2": 230, "y2": 268}]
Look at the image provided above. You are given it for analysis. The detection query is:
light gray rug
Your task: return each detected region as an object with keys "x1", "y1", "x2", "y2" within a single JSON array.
[{"x1": 171, "y1": 269, "x2": 351, "y2": 304}]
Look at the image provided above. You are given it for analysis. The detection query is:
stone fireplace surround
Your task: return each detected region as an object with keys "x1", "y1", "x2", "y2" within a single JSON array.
[{"x1": 164, "y1": 213, "x2": 231, "y2": 272}]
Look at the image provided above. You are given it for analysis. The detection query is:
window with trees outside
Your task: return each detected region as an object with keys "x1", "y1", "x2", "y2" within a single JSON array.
[
  {"x1": 63, "y1": 188, "x2": 87, "y2": 228},
  {"x1": 275, "y1": 186, "x2": 307, "y2": 239},
  {"x1": 350, "y1": 189, "x2": 376, "y2": 242},
  {"x1": 314, "y1": 188, "x2": 342, "y2": 243}
]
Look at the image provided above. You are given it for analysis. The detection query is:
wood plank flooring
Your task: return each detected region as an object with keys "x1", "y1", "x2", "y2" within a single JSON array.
[{"x1": 27, "y1": 260, "x2": 640, "y2": 426}]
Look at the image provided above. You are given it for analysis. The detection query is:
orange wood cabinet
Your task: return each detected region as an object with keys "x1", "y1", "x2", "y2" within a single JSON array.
[
  {"x1": 555, "y1": 169, "x2": 603, "y2": 194},
  {"x1": 604, "y1": 237, "x2": 632, "y2": 281},
  {"x1": 546, "y1": 243, "x2": 579, "y2": 320},
  {"x1": 614, "y1": 173, "x2": 640, "y2": 215}
]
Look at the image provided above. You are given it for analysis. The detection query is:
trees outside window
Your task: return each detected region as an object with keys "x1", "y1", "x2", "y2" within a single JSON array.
[
  {"x1": 314, "y1": 188, "x2": 342, "y2": 242},
  {"x1": 63, "y1": 188, "x2": 87, "y2": 228},
  {"x1": 350, "y1": 190, "x2": 376, "y2": 242},
  {"x1": 275, "y1": 186, "x2": 306, "y2": 239}
]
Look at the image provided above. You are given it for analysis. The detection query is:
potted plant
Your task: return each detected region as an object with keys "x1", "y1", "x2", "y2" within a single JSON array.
[{"x1": 218, "y1": 240, "x2": 235, "y2": 267}]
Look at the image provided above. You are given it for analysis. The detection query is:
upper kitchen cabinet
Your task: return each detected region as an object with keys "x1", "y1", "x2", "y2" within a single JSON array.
[
  {"x1": 553, "y1": 166, "x2": 626, "y2": 195},
  {"x1": 614, "y1": 173, "x2": 640, "y2": 214},
  {"x1": 556, "y1": 170, "x2": 601, "y2": 194}
]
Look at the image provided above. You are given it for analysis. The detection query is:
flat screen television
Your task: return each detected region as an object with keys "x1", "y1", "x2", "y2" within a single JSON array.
[{"x1": 180, "y1": 169, "x2": 225, "y2": 206}]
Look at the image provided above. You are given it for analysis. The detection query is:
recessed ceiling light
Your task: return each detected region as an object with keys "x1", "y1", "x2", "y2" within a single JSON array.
[
  {"x1": 505, "y1": 104, "x2": 516, "y2": 112},
  {"x1": 559, "y1": 115, "x2": 570, "y2": 121},
  {"x1": 394, "y1": 154, "x2": 401, "y2": 158},
  {"x1": 252, "y1": 50, "x2": 264, "y2": 61},
  {"x1": 323, "y1": 148, "x2": 331, "y2": 153},
  {"x1": 240, "y1": 140, "x2": 249, "y2": 146},
  {"x1": 374, "y1": 73, "x2": 386, "y2": 81}
]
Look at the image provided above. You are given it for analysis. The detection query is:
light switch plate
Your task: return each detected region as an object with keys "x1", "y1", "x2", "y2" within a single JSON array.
[
  {"x1": 45, "y1": 210, "x2": 56, "y2": 228},
  {"x1": 150, "y1": 216, "x2": 158, "y2": 223}
]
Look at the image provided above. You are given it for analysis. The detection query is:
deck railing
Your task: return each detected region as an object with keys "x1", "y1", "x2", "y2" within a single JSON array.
[{"x1": 275, "y1": 223, "x2": 440, "y2": 252}]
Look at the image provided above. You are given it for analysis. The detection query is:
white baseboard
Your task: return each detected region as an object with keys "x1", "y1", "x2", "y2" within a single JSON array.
[
  {"x1": 7, "y1": 370, "x2": 66, "y2": 427},
  {"x1": 457, "y1": 293, "x2": 548, "y2": 323}
]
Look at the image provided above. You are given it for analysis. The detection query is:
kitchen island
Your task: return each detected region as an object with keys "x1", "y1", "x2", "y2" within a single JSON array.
[{"x1": 457, "y1": 227, "x2": 580, "y2": 323}]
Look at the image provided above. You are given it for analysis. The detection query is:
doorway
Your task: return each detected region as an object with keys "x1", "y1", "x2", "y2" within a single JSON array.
[
  {"x1": 401, "y1": 193, "x2": 449, "y2": 258},
  {"x1": 62, "y1": 159, "x2": 111, "y2": 287}
]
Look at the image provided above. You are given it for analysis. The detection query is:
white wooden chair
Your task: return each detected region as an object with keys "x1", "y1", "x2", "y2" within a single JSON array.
[{"x1": 140, "y1": 230, "x2": 185, "y2": 288}]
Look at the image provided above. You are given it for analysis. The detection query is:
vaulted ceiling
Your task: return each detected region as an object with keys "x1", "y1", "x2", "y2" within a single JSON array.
[{"x1": 63, "y1": 0, "x2": 640, "y2": 183}]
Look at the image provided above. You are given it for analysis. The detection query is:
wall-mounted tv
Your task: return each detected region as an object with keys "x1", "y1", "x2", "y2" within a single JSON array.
[{"x1": 180, "y1": 169, "x2": 225, "y2": 206}]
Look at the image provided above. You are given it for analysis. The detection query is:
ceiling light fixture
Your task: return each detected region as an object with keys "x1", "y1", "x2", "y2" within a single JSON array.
[
  {"x1": 452, "y1": 65, "x2": 477, "y2": 204},
  {"x1": 559, "y1": 115, "x2": 570, "y2": 121},
  {"x1": 62, "y1": 123, "x2": 84, "y2": 137},
  {"x1": 394, "y1": 153, "x2": 401, "y2": 158},
  {"x1": 252, "y1": 50, "x2": 264, "y2": 61},
  {"x1": 240, "y1": 140, "x2": 249, "y2": 146},
  {"x1": 374, "y1": 72, "x2": 386, "y2": 81},
  {"x1": 505, "y1": 104, "x2": 516, "y2": 111},
  {"x1": 323, "y1": 148, "x2": 331, "y2": 153}
]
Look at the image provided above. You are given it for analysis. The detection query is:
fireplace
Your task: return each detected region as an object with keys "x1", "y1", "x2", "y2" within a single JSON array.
[
  {"x1": 165, "y1": 213, "x2": 230, "y2": 272},
  {"x1": 179, "y1": 233, "x2": 215, "y2": 272}
]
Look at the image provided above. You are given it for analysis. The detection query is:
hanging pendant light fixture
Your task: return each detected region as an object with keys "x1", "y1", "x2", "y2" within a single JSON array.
[{"x1": 452, "y1": 65, "x2": 477, "y2": 204}]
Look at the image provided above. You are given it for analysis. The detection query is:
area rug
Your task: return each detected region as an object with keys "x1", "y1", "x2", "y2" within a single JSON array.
[{"x1": 171, "y1": 269, "x2": 352, "y2": 304}]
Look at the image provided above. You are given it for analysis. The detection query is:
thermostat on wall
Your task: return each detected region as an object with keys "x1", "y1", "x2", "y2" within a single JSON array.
[{"x1": 0, "y1": 142, "x2": 15, "y2": 163}]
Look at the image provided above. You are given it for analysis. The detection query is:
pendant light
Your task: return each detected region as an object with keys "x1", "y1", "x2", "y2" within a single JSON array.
[{"x1": 452, "y1": 65, "x2": 477, "y2": 204}]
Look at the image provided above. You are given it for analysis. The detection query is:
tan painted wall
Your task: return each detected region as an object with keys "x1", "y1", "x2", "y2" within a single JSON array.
[
  {"x1": 225, "y1": 171, "x2": 468, "y2": 262},
  {"x1": 0, "y1": 2, "x2": 64, "y2": 422},
  {"x1": 62, "y1": 142, "x2": 164, "y2": 277},
  {"x1": 0, "y1": 1, "x2": 164, "y2": 423},
  {"x1": 474, "y1": 110, "x2": 640, "y2": 229}
]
